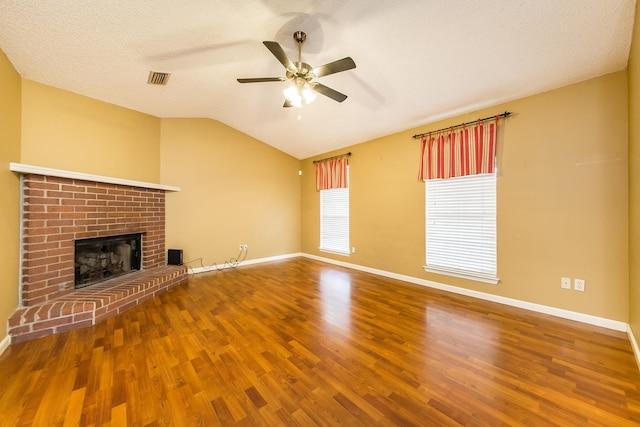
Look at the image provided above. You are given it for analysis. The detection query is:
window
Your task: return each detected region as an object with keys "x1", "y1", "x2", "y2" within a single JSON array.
[
  {"x1": 425, "y1": 172, "x2": 497, "y2": 284},
  {"x1": 320, "y1": 169, "x2": 349, "y2": 255}
]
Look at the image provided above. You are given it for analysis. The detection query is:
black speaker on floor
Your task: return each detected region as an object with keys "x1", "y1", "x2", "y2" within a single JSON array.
[{"x1": 167, "y1": 249, "x2": 183, "y2": 266}]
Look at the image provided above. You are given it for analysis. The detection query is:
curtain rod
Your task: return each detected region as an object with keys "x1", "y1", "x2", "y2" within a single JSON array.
[
  {"x1": 312, "y1": 152, "x2": 352, "y2": 164},
  {"x1": 411, "y1": 111, "x2": 511, "y2": 140}
]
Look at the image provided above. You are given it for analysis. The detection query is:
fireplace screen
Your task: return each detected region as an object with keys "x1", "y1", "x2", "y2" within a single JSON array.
[{"x1": 75, "y1": 233, "x2": 142, "y2": 289}]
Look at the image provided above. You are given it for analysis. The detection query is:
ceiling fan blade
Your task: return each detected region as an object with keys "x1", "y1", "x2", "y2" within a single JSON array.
[
  {"x1": 313, "y1": 83, "x2": 348, "y2": 103},
  {"x1": 313, "y1": 57, "x2": 356, "y2": 78},
  {"x1": 263, "y1": 41, "x2": 295, "y2": 70},
  {"x1": 237, "y1": 77, "x2": 286, "y2": 83},
  {"x1": 283, "y1": 99, "x2": 294, "y2": 108}
]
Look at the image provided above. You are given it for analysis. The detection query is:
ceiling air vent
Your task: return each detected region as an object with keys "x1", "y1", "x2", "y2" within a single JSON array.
[{"x1": 147, "y1": 71, "x2": 171, "y2": 86}]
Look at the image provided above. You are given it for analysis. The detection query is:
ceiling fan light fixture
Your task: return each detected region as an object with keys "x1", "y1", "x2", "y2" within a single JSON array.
[
  {"x1": 284, "y1": 77, "x2": 316, "y2": 107},
  {"x1": 302, "y1": 84, "x2": 317, "y2": 104},
  {"x1": 283, "y1": 84, "x2": 303, "y2": 107}
]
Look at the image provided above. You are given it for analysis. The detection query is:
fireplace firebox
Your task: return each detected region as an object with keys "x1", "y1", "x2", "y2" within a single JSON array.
[{"x1": 75, "y1": 234, "x2": 142, "y2": 289}]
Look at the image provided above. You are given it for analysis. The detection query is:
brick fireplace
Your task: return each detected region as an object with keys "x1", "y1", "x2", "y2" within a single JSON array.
[{"x1": 8, "y1": 164, "x2": 188, "y2": 343}]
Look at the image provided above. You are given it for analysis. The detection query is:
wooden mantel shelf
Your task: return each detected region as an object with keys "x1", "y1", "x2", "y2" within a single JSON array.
[{"x1": 10, "y1": 163, "x2": 180, "y2": 192}]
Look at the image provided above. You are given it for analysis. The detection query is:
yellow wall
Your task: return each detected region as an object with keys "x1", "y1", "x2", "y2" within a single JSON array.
[
  {"x1": 302, "y1": 71, "x2": 629, "y2": 322},
  {"x1": 160, "y1": 118, "x2": 301, "y2": 267},
  {"x1": 0, "y1": 50, "x2": 21, "y2": 341},
  {"x1": 629, "y1": 2, "x2": 640, "y2": 337},
  {"x1": 21, "y1": 80, "x2": 161, "y2": 182}
]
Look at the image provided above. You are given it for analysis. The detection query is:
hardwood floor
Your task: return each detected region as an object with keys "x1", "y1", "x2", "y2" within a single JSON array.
[{"x1": 1, "y1": 257, "x2": 639, "y2": 426}]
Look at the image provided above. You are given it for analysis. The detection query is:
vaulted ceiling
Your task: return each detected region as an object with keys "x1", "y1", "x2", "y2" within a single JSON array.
[{"x1": 0, "y1": 0, "x2": 636, "y2": 159}]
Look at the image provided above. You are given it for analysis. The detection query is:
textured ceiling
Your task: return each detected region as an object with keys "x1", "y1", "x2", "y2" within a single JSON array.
[{"x1": 0, "y1": 0, "x2": 636, "y2": 159}]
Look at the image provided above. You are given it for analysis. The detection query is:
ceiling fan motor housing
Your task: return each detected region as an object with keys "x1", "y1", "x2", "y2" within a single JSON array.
[{"x1": 286, "y1": 62, "x2": 315, "y2": 82}]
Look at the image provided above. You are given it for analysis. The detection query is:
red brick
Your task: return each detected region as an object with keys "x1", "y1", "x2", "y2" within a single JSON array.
[
  {"x1": 49, "y1": 303, "x2": 63, "y2": 318},
  {"x1": 60, "y1": 212, "x2": 86, "y2": 219},
  {"x1": 48, "y1": 205, "x2": 75, "y2": 213},
  {"x1": 74, "y1": 193, "x2": 97, "y2": 200},
  {"x1": 27, "y1": 226, "x2": 62, "y2": 236},
  {"x1": 8, "y1": 310, "x2": 27, "y2": 327},
  {"x1": 24, "y1": 220, "x2": 46, "y2": 229},
  {"x1": 25, "y1": 250, "x2": 51, "y2": 260},
  {"x1": 23, "y1": 295, "x2": 47, "y2": 306},
  {"x1": 26, "y1": 197, "x2": 61, "y2": 205},
  {"x1": 27, "y1": 182, "x2": 60, "y2": 191},
  {"x1": 46, "y1": 233, "x2": 75, "y2": 242},
  {"x1": 87, "y1": 225, "x2": 109, "y2": 232},
  {"x1": 74, "y1": 206, "x2": 98, "y2": 213},
  {"x1": 46, "y1": 261, "x2": 74, "y2": 273},
  {"x1": 61, "y1": 184, "x2": 86, "y2": 193},
  {"x1": 26, "y1": 285, "x2": 59, "y2": 300},
  {"x1": 47, "y1": 219, "x2": 74, "y2": 227},
  {"x1": 46, "y1": 248, "x2": 73, "y2": 257},
  {"x1": 48, "y1": 191, "x2": 74, "y2": 199},
  {"x1": 60, "y1": 302, "x2": 74, "y2": 316},
  {"x1": 21, "y1": 306, "x2": 40, "y2": 323},
  {"x1": 25, "y1": 271, "x2": 60, "y2": 283},
  {"x1": 57, "y1": 319, "x2": 93, "y2": 333},
  {"x1": 35, "y1": 304, "x2": 54, "y2": 321},
  {"x1": 9, "y1": 325, "x2": 33, "y2": 337},
  {"x1": 59, "y1": 240, "x2": 74, "y2": 248},
  {"x1": 33, "y1": 316, "x2": 73, "y2": 331},
  {"x1": 72, "y1": 302, "x2": 87, "y2": 314},
  {"x1": 25, "y1": 241, "x2": 60, "y2": 252},
  {"x1": 61, "y1": 226, "x2": 86, "y2": 233},
  {"x1": 75, "y1": 232, "x2": 98, "y2": 239},
  {"x1": 46, "y1": 177, "x2": 71, "y2": 185},
  {"x1": 23, "y1": 256, "x2": 59, "y2": 268},
  {"x1": 86, "y1": 186, "x2": 108, "y2": 194},
  {"x1": 24, "y1": 205, "x2": 47, "y2": 212},
  {"x1": 61, "y1": 199, "x2": 86, "y2": 206},
  {"x1": 25, "y1": 212, "x2": 60, "y2": 221},
  {"x1": 73, "y1": 312, "x2": 94, "y2": 322},
  {"x1": 25, "y1": 189, "x2": 45, "y2": 197}
]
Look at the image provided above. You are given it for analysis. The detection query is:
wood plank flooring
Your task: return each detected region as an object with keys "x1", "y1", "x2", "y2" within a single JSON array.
[{"x1": 1, "y1": 257, "x2": 639, "y2": 426}]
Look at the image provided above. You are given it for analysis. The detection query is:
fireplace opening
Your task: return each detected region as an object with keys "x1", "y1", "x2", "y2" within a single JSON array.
[{"x1": 75, "y1": 233, "x2": 142, "y2": 289}]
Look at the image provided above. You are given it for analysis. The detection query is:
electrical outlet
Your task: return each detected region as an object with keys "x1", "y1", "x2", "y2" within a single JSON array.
[
  {"x1": 351, "y1": 247, "x2": 356, "y2": 254},
  {"x1": 574, "y1": 278, "x2": 585, "y2": 292},
  {"x1": 561, "y1": 277, "x2": 571, "y2": 289}
]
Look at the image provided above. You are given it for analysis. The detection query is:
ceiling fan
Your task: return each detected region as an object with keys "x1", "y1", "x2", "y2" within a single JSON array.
[{"x1": 237, "y1": 31, "x2": 356, "y2": 108}]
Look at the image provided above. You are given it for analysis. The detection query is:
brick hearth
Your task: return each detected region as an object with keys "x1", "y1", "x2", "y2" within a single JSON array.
[{"x1": 8, "y1": 169, "x2": 188, "y2": 343}]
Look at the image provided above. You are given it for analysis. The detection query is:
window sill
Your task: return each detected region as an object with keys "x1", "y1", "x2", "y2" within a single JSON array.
[
  {"x1": 319, "y1": 248, "x2": 350, "y2": 257},
  {"x1": 423, "y1": 266, "x2": 499, "y2": 285}
]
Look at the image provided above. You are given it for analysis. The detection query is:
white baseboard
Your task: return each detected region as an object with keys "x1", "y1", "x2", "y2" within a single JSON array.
[
  {"x1": 0, "y1": 334, "x2": 10, "y2": 356},
  {"x1": 301, "y1": 253, "x2": 628, "y2": 332},
  {"x1": 188, "y1": 253, "x2": 301, "y2": 274},
  {"x1": 628, "y1": 325, "x2": 640, "y2": 370}
]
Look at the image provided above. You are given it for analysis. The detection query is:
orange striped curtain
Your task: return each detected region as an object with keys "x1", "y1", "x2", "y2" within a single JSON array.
[
  {"x1": 418, "y1": 118, "x2": 499, "y2": 180},
  {"x1": 315, "y1": 157, "x2": 349, "y2": 191}
]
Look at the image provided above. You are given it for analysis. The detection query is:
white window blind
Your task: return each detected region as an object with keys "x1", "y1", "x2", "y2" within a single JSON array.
[
  {"x1": 425, "y1": 173, "x2": 497, "y2": 284},
  {"x1": 320, "y1": 180, "x2": 349, "y2": 255}
]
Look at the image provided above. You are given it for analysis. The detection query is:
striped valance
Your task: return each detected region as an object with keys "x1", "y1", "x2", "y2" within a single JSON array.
[
  {"x1": 418, "y1": 118, "x2": 499, "y2": 180},
  {"x1": 315, "y1": 156, "x2": 349, "y2": 191}
]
